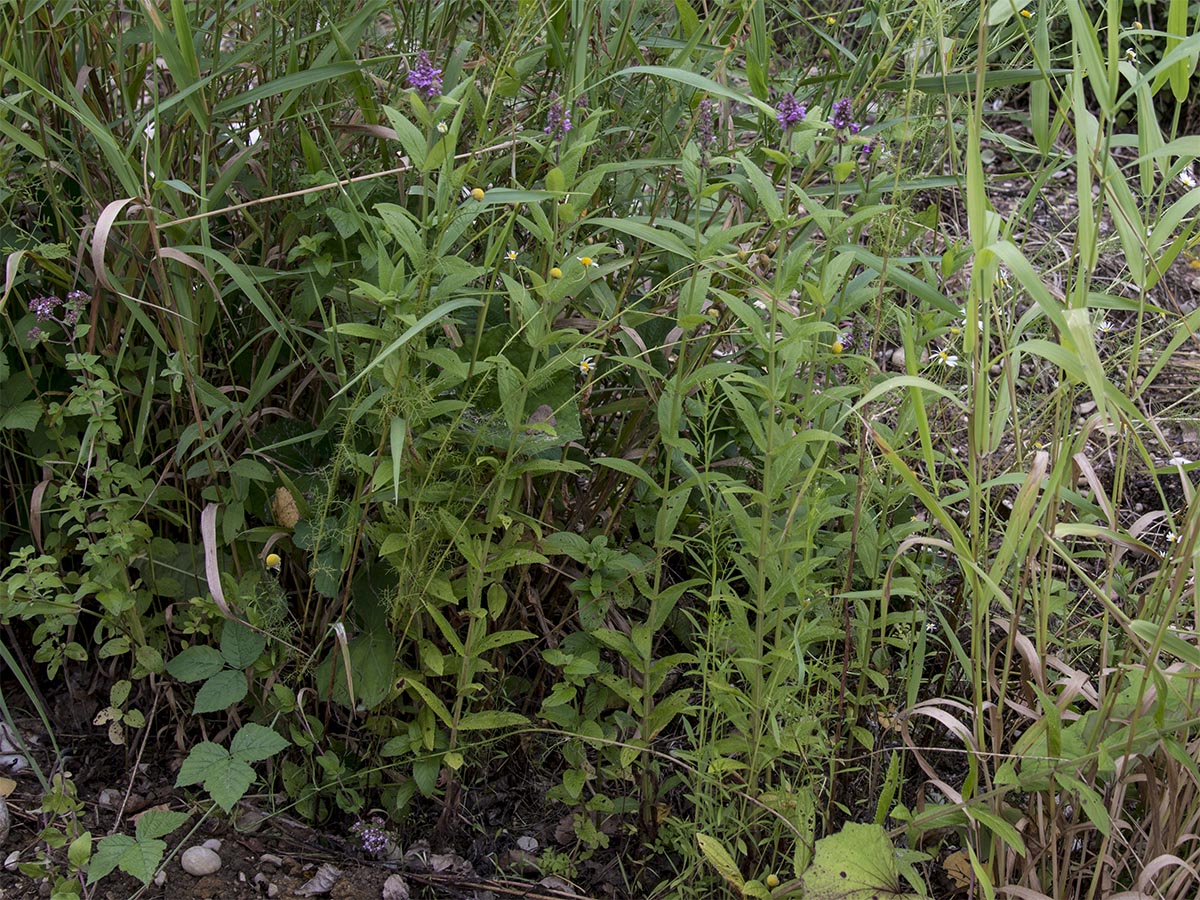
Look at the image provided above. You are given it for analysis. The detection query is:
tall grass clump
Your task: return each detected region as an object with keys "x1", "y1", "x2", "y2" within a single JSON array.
[{"x1": 2, "y1": 0, "x2": 1200, "y2": 897}]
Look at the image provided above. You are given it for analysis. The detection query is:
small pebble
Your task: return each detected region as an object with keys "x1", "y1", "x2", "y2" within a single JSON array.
[
  {"x1": 260, "y1": 852, "x2": 283, "y2": 871},
  {"x1": 267, "y1": 885, "x2": 279, "y2": 898},
  {"x1": 202, "y1": 838, "x2": 222, "y2": 851},
  {"x1": 181, "y1": 845, "x2": 222, "y2": 876},
  {"x1": 154, "y1": 870, "x2": 167, "y2": 887},
  {"x1": 382, "y1": 874, "x2": 411, "y2": 900}
]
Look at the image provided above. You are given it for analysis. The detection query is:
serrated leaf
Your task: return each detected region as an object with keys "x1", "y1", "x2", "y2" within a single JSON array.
[
  {"x1": 0, "y1": 400, "x2": 42, "y2": 431},
  {"x1": 207, "y1": 759, "x2": 256, "y2": 812},
  {"x1": 175, "y1": 742, "x2": 230, "y2": 788},
  {"x1": 696, "y1": 833, "x2": 745, "y2": 891},
  {"x1": 802, "y1": 822, "x2": 925, "y2": 900},
  {"x1": 135, "y1": 809, "x2": 190, "y2": 841},
  {"x1": 220, "y1": 619, "x2": 265, "y2": 669},
  {"x1": 87, "y1": 834, "x2": 136, "y2": 884},
  {"x1": 229, "y1": 723, "x2": 289, "y2": 763},
  {"x1": 87, "y1": 834, "x2": 166, "y2": 885},
  {"x1": 193, "y1": 668, "x2": 247, "y2": 714},
  {"x1": 165, "y1": 645, "x2": 225, "y2": 682}
]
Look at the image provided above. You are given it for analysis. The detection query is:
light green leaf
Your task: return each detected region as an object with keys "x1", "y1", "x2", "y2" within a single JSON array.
[
  {"x1": 802, "y1": 823, "x2": 925, "y2": 899},
  {"x1": 134, "y1": 810, "x2": 190, "y2": 842},
  {"x1": 456, "y1": 711, "x2": 529, "y2": 731},
  {"x1": 696, "y1": 833, "x2": 745, "y2": 892}
]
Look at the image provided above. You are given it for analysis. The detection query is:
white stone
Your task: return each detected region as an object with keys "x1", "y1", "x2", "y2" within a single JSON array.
[
  {"x1": 202, "y1": 838, "x2": 222, "y2": 851},
  {"x1": 382, "y1": 874, "x2": 411, "y2": 900},
  {"x1": 181, "y1": 845, "x2": 222, "y2": 876}
]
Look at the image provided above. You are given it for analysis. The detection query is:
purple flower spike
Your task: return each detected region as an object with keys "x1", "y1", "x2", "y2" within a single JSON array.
[
  {"x1": 830, "y1": 97, "x2": 854, "y2": 130},
  {"x1": 775, "y1": 92, "x2": 806, "y2": 129},
  {"x1": 351, "y1": 819, "x2": 392, "y2": 856},
  {"x1": 544, "y1": 93, "x2": 572, "y2": 139},
  {"x1": 406, "y1": 49, "x2": 442, "y2": 99}
]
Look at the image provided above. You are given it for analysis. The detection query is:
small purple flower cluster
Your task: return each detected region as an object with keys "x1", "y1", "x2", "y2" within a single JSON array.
[
  {"x1": 775, "y1": 92, "x2": 806, "y2": 130},
  {"x1": 30, "y1": 294, "x2": 60, "y2": 321},
  {"x1": 829, "y1": 97, "x2": 860, "y2": 143},
  {"x1": 27, "y1": 290, "x2": 87, "y2": 341},
  {"x1": 544, "y1": 93, "x2": 572, "y2": 139},
  {"x1": 406, "y1": 49, "x2": 442, "y2": 99},
  {"x1": 351, "y1": 818, "x2": 392, "y2": 856}
]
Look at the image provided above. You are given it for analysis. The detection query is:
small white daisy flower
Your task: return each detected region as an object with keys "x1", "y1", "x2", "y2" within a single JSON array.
[
  {"x1": 935, "y1": 348, "x2": 958, "y2": 367},
  {"x1": 437, "y1": 121, "x2": 449, "y2": 134},
  {"x1": 579, "y1": 356, "x2": 595, "y2": 375},
  {"x1": 1125, "y1": 48, "x2": 1137, "y2": 62},
  {"x1": 1180, "y1": 168, "x2": 1198, "y2": 189},
  {"x1": 1167, "y1": 531, "x2": 1182, "y2": 544},
  {"x1": 1097, "y1": 319, "x2": 1116, "y2": 336},
  {"x1": 577, "y1": 255, "x2": 599, "y2": 268},
  {"x1": 505, "y1": 249, "x2": 518, "y2": 261}
]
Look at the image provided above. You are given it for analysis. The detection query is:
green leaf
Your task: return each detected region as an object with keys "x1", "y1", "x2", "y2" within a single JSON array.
[
  {"x1": 220, "y1": 619, "x2": 266, "y2": 669},
  {"x1": 229, "y1": 723, "x2": 290, "y2": 763},
  {"x1": 68, "y1": 831, "x2": 92, "y2": 870},
  {"x1": 87, "y1": 835, "x2": 165, "y2": 886},
  {"x1": 456, "y1": 711, "x2": 529, "y2": 731},
  {"x1": 696, "y1": 833, "x2": 745, "y2": 892},
  {"x1": 193, "y1": 669, "x2": 247, "y2": 714},
  {"x1": 134, "y1": 810, "x2": 190, "y2": 841},
  {"x1": 175, "y1": 742, "x2": 230, "y2": 788},
  {"x1": 207, "y1": 759, "x2": 256, "y2": 812},
  {"x1": 802, "y1": 823, "x2": 925, "y2": 900},
  {"x1": 165, "y1": 645, "x2": 225, "y2": 683},
  {"x1": 0, "y1": 400, "x2": 41, "y2": 431}
]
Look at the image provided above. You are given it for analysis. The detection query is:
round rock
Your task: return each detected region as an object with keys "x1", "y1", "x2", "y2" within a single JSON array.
[{"x1": 181, "y1": 845, "x2": 222, "y2": 877}]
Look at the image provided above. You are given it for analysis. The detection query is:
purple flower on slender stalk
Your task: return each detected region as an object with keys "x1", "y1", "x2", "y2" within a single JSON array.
[
  {"x1": 63, "y1": 290, "x2": 87, "y2": 326},
  {"x1": 696, "y1": 98, "x2": 716, "y2": 164},
  {"x1": 775, "y1": 92, "x2": 806, "y2": 129},
  {"x1": 406, "y1": 49, "x2": 442, "y2": 98},
  {"x1": 544, "y1": 93, "x2": 572, "y2": 139},
  {"x1": 860, "y1": 139, "x2": 876, "y2": 161},
  {"x1": 30, "y1": 295, "x2": 61, "y2": 321},
  {"x1": 26, "y1": 326, "x2": 44, "y2": 342}
]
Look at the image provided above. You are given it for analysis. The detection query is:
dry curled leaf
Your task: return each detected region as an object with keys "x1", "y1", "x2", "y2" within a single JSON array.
[{"x1": 943, "y1": 848, "x2": 973, "y2": 889}]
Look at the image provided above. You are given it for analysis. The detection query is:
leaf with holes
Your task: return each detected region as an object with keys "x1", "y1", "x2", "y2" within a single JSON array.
[{"x1": 802, "y1": 823, "x2": 926, "y2": 899}]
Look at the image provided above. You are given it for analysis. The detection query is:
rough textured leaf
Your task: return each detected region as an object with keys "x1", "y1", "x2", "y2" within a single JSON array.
[
  {"x1": 193, "y1": 668, "x2": 248, "y2": 714},
  {"x1": 175, "y1": 742, "x2": 230, "y2": 788},
  {"x1": 134, "y1": 809, "x2": 190, "y2": 841},
  {"x1": 803, "y1": 823, "x2": 925, "y2": 899},
  {"x1": 229, "y1": 723, "x2": 289, "y2": 763},
  {"x1": 165, "y1": 645, "x2": 224, "y2": 683},
  {"x1": 207, "y1": 759, "x2": 256, "y2": 812},
  {"x1": 87, "y1": 834, "x2": 166, "y2": 885},
  {"x1": 220, "y1": 619, "x2": 266, "y2": 669},
  {"x1": 696, "y1": 833, "x2": 745, "y2": 891}
]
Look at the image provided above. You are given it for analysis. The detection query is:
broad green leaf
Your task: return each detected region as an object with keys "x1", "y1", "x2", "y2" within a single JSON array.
[
  {"x1": 193, "y1": 669, "x2": 248, "y2": 714},
  {"x1": 229, "y1": 723, "x2": 289, "y2": 763},
  {"x1": 165, "y1": 645, "x2": 224, "y2": 683},
  {"x1": 134, "y1": 810, "x2": 190, "y2": 842},
  {"x1": 206, "y1": 759, "x2": 256, "y2": 812},
  {"x1": 802, "y1": 823, "x2": 924, "y2": 899},
  {"x1": 220, "y1": 619, "x2": 265, "y2": 669},
  {"x1": 175, "y1": 742, "x2": 230, "y2": 788}
]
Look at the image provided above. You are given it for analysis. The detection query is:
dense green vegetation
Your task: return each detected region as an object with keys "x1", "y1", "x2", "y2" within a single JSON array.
[{"x1": 3, "y1": 0, "x2": 1200, "y2": 897}]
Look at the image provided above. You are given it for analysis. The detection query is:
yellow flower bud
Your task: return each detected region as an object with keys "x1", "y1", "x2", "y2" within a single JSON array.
[
  {"x1": 470, "y1": 187, "x2": 485, "y2": 201},
  {"x1": 766, "y1": 874, "x2": 780, "y2": 888},
  {"x1": 265, "y1": 553, "x2": 281, "y2": 571},
  {"x1": 550, "y1": 266, "x2": 563, "y2": 279}
]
